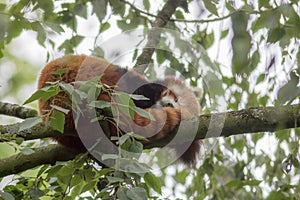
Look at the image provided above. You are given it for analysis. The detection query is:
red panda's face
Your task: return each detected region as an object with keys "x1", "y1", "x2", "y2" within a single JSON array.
[
  {"x1": 154, "y1": 89, "x2": 180, "y2": 108},
  {"x1": 153, "y1": 77, "x2": 201, "y2": 119}
]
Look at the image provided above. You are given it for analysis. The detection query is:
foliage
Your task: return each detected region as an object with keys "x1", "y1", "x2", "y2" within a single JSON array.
[{"x1": 0, "y1": 0, "x2": 300, "y2": 199}]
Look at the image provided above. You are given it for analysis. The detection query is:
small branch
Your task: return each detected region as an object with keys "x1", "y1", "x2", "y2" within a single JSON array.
[
  {"x1": 0, "y1": 145, "x2": 78, "y2": 177},
  {"x1": 120, "y1": 1, "x2": 260, "y2": 24},
  {"x1": 0, "y1": 102, "x2": 37, "y2": 119},
  {"x1": 120, "y1": 0, "x2": 157, "y2": 18},
  {"x1": 133, "y1": 0, "x2": 187, "y2": 71}
]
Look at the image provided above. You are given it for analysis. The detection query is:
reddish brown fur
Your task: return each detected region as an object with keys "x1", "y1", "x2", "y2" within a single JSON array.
[{"x1": 38, "y1": 55, "x2": 201, "y2": 165}]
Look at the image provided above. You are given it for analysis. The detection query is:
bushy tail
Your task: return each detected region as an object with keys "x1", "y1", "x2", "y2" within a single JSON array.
[{"x1": 176, "y1": 140, "x2": 202, "y2": 166}]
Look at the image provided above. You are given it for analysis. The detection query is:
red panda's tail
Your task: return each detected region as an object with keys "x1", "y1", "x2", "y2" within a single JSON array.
[{"x1": 177, "y1": 140, "x2": 202, "y2": 166}]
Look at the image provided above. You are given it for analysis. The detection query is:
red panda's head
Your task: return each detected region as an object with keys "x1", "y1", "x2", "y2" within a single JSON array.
[{"x1": 154, "y1": 76, "x2": 201, "y2": 118}]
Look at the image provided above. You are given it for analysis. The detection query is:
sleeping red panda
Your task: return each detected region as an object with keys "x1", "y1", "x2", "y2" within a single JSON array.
[{"x1": 38, "y1": 55, "x2": 201, "y2": 165}]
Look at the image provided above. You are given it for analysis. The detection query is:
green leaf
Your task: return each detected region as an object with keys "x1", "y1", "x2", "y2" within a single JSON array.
[
  {"x1": 100, "y1": 22, "x2": 110, "y2": 33},
  {"x1": 110, "y1": 0, "x2": 126, "y2": 16},
  {"x1": 117, "y1": 188, "x2": 130, "y2": 200},
  {"x1": 231, "y1": 139, "x2": 244, "y2": 153},
  {"x1": 24, "y1": 85, "x2": 61, "y2": 105},
  {"x1": 106, "y1": 176, "x2": 124, "y2": 184},
  {"x1": 81, "y1": 181, "x2": 97, "y2": 194},
  {"x1": 45, "y1": 21, "x2": 64, "y2": 33},
  {"x1": 243, "y1": 180, "x2": 262, "y2": 186},
  {"x1": 129, "y1": 140, "x2": 143, "y2": 154},
  {"x1": 267, "y1": 28, "x2": 285, "y2": 43},
  {"x1": 129, "y1": 94, "x2": 149, "y2": 101},
  {"x1": 20, "y1": 148, "x2": 35, "y2": 155},
  {"x1": 51, "y1": 68, "x2": 69, "y2": 75},
  {"x1": 202, "y1": 32, "x2": 214, "y2": 49},
  {"x1": 50, "y1": 105, "x2": 70, "y2": 114},
  {"x1": 89, "y1": 100, "x2": 111, "y2": 109},
  {"x1": 59, "y1": 82, "x2": 74, "y2": 96},
  {"x1": 144, "y1": 173, "x2": 162, "y2": 194},
  {"x1": 127, "y1": 132, "x2": 148, "y2": 141},
  {"x1": 18, "y1": 117, "x2": 42, "y2": 132},
  {"x1": 50, "y1": 110, "x2": 65, "y2": 133},
  {"x1": 231, "y1": 11, "x2": 251, "y2": 74},
  {"x1": 130, "y1": 106, "x2": 155, "y2": 121},
  {"x1": 70, "y1": 174, "x2": 83, "y2": 187},
  {"x1": 143, "y1": 0, "x2": 150, "y2": 11},
  {"x1": 58, "y1": 165, "x2": 74, "y2": 176},
  {"x1": 276, "y1": 71, "x2": 300, "y2": 105},
  {"x1": 156, "y1": 50, "x2": 166, "y2": 64},
  {"x1": 73, "y1": 3, "x2": 87, "y2": 19},
  {"x1": 252, "y1": 10, "x2": 280, "y2": 33},
  {"x1": 258, "y1": 0, "x2": 271, "y2": 9},
  {"x1": 6, "y1": 20, "x2": 24, "y2": 43},
  {"x1": 92, "y1": 0, "x2": 108, "y2": 20},
  {"x1": 175, "y1": 10, "x2": 185, "y2": 19},
  {"x1": 23, "y1": 89, "x2": 46, "y2": 105},
  {"x1": 297, "y1": 47, "x2": 300, "y2": 73},
  {"x1": 203, "y1": 71, "x2": 224, "y2": 97},
  {"x1": 175, "y1": 170, "x2": 189, "y2": 185},
  {"x1": 31, "y1": 21, "x2": 46, "y2": 46},
  {"x1": 101, "y1": 154, "x2": 119, "y2": 161},
  {"x1": 256, "y1": 74, "x2": 265, "y2": 85},
  {"x1": 220, "y1": 29, "x2": 229, "y2": 39},
  {"x1": 226, "y1": 180, "x2": 241, "y2": 188},
  {"x1": 0, "y1": 3, "x2": 6, "y2": 11},
  {"x1": 126, "y1": 187, "x2": 148, "y2": 200},
  {"x1": 118, "y1": 134, "x2": 130, "y2": 145},
  {"x1": 203, "y1": 0, "x2": 218, "y2": 16},
  {"x1": 0, "y1": 191, "x2": 15, "y2": 200},
  {"x1": 250, "y1": 49, "x2": 260, "y2": 70}
]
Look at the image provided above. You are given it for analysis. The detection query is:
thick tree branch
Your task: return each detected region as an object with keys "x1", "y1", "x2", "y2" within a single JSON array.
[
  {"x1": 1, "y1": 102, "x2": 300, "y2": 176},
  {"x1": 144, "y1": 104, "x2": 300, "y2": 148},
  {"x1": 134, "y1": 0, "x2": 187, "y2": 71},
  {"x1": 0, "y1": 145, "x2": 78, "y2": 177},
  {"x1": 1, "y1": 102, "x2": 299, "y2": 145},
  {"x1": 0, "y1": 122, "x2": 73, "y2": 141},
  {"x1": 0, "y1": 102, "x2": 37, "y2": 119}
]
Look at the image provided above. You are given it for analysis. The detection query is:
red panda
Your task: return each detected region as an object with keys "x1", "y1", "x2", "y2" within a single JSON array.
[{"x1": 38, "y1": 55, "x2": 201, "y2": 165}]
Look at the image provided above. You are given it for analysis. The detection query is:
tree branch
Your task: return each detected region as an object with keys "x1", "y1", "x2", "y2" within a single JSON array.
[
  {"x1": 133, "y1": 0, "x2": 187, "y2": 71},
  {"x1": 0, "y1": 102, "x2": 37, "y2": 119},
  {"x1": 1, "y1": 101, "x2": 299, "y2": 145},
  {"x1": 0, "y1": 122, "x2": 73, "y2": 141},
  {"x1": 145, "y1": 104, "x2": 300, "y2": 148},
  {"x1": 0, "y1": 145, "x2": 78, "y2": 177},
  {"x1": 1, "y1": 102, "x2": 300, "y2": 176}
]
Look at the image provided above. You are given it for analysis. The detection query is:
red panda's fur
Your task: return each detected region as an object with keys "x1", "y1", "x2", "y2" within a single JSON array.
[{"x1": 38, "y1": 55, "x2": 201, "y2": 165}]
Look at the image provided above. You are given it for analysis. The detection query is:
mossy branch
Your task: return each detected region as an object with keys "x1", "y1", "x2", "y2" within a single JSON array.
[
  {"x1": 144, "y1": 104, "x2": 300, "y2": 148},
  {"x1": 1, "y1": 102, "x2": 299, "y2": 144},
  {"x1": 0, "y1": 102, "x2": 37, "y2": 119},
  {"x1": 0, "y1": 145, "x2": 78, "y2": 177},
  {"x1": 1, "y1": 103, "x2": 300, "y2": 176}
]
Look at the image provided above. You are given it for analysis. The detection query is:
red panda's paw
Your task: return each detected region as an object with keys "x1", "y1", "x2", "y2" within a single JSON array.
[{"x1": 128, "y1": 107, "x2": 181, "y2": 141}]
